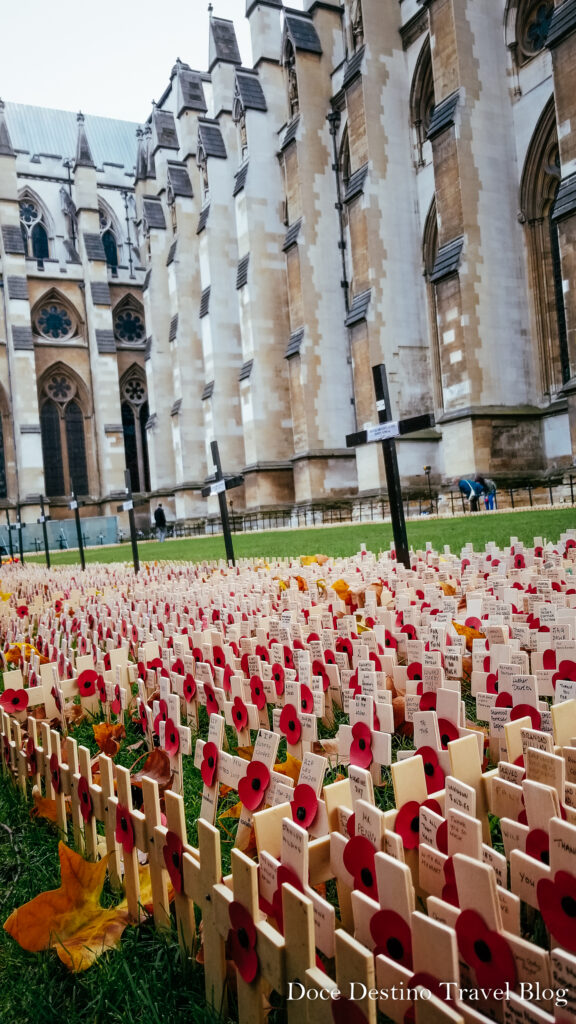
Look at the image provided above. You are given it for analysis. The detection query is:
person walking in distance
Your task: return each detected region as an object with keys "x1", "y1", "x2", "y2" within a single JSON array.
[
  {"x1": 458, "y1": 477, "x2": 484, "y2": 512},
  {"x1": 154, "y1": 502, "x2": 167, "y2": 542},
  {"x1": 476, "y1": 475, "x2": 497, "y2": 510}
]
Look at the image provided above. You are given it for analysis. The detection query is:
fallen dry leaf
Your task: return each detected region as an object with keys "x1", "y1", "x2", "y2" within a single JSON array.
[
  {"x1": 451, "y1": 620, "x2": 486, "y2": 652},
  {"x1": 131, "y1": 748, "x2": 174, "y2": 794},
  {"x1": 93, "y1": 723, "x2": 126, "y2": 758},
  {"x1": 30, "y1": 792, "x2": 72, "y2": 822}
]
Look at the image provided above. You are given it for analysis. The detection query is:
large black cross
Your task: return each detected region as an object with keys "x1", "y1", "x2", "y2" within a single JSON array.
[
  {"x1": 5, "y1": 510, "x2": 14, "y2": 562},
  {"x1": 201, "y1": 440, "x2": 244, "y2": 566},
  {"x1": 10, "y1": 507, "x2": 25, "y2": 565},
  {"x1": 69, "y1": 488, "x2": 86, "y2": 571},
  {"x1": 116, "y1": 469, "x2": 148, "y2": 574},
  {"x1": 346, "y1": 364, "x2": 435, "y2": 569},
  {"x1": 36, "y1": 496, "x2": 51, "y2": 569}
]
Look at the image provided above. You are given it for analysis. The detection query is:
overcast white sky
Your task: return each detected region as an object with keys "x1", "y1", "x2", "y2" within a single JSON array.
[{"x1": 3, "y1": 0, "x2": 302, "y2": 123}]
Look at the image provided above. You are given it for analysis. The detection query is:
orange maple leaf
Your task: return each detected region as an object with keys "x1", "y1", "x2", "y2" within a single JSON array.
[
  {"x1": 92, "y1": 722, "x2": 126, "y2": 757},
  {"x1": 451, "y1": 620, "x2": 486, "y2": 652}
]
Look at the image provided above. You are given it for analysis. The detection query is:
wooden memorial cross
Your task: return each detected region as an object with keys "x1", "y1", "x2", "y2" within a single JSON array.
[
  {"x1": 346, "y1": 364, "x2": 435, "y2": 569},
  {"x1": 211, "y1": 846, "x2": 284, "y2": 1024},
  {"x1": 272, "y1": 678, "x2": 318, "y2": 761},
  {"x1": 201, "y1": 440, "x2": 244, "y2": 567},
  {"x1": 116, "y1": 468, "x2": 148, "y2": 573},
  {"x1": 338, "y1": 692, "x2": 393, "y2": 784},
  {"x1": 105, "y1": 763, "x2": 146, "y2": 918},
  {"x1": 69, "y1": 489, "x2": 86, "y2": 571},
  {"x1": 223, "y1": 674, "x2": 261, "y2": 746},
  {"x1": 234, "y1": 729, "x2": 289, "y2": 850},
  {"x1": 153, "y1": 789, "x2": 197, "y2": 952},
  {"x1": 193, "y1": 712, "x2": 227, "y2": 825},
  {"x1": 304, "y1": 915, "x2": 379, "y2": 1024},
  {"x1": 262, "y1": 750, "x2": 330, "y2": 839},
  {"x1": 157, "y1": 689, "x2": 192, "y2": 795},
  {"x1": 70, "y1": 743, "x2": 100, "y2": 861}
]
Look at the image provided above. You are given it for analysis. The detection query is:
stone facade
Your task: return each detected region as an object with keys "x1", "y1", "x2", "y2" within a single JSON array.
[{"x1": 2, "y1": 0, "x2": 576, "y2": 522}]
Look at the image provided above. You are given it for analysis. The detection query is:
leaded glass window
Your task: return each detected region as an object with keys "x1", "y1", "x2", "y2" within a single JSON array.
[
  {"x1": 99, "y1": 206, "x2": 119, "y2": 268},
  {"x1": 41, "y1": 401, "x2": 65, "y2": 497},
  {"x1": 114, "y1": 307, "x2": 145, "y2": 344},
  {"x1": 65, "y1": 401, "x2": 89, "y2": 494},
  {"x1": 40, "y1": 371, "x2": 89, "y2": 496},
  {"x1": 518, "y1": 1, "x2": 554, "y2": 63},
  {"x1": 122, "y1": 402, "x2": 139, "y2": 492},
  {"x1": 19, "y1": 197, "x2": 50, "y2": 261},
  {"x1": 120, "y1": 371, "x2": 150, "y2": 493},
  {"x1": 35, "y1": 304, "x2": 74, "y2": 341}
]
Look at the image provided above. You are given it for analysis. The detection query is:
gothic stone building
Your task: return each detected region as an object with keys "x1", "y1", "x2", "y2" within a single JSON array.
[{"x1": 1, "y1": 0, "x2": 576, "y2": 526}]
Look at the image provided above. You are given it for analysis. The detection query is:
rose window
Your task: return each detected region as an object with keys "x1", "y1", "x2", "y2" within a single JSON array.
[
  {"x1": 45, "y1": 375, "x2": 76, "y2": 403},
  {"x1": 114, "y1": 310, "x2": 145, "y2": 343},
  {"x1": 123, "y1": 376, "x2": 146, "y2": 405},
  {"x1": 35, "y1": 305, "x2": 74, "y2": 341},
  {"x1": 19, "y1": 200, "x2": 41, "y2": 225}
]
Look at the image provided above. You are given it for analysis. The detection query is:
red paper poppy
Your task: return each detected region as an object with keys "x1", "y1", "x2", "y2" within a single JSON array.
[
  {"x1": 343, "y1": 834, "x2": 378, "y2": 898},
  {"x1": 163, "y1": 829, "x2": 184, "y2": 893},
  {"x1": 271, "y1": 663, "x2": 285, "y2": 696},
  {"x1": 240, "y1": 653, "x2": 251, "y2": 678},
  {"x1": 255, "y1": 644, "x2": 270, "y2": 664},
  {"x1": 279, "y1": 703, "x2": 302, "y2": 746},
  {"x1": 312, "y1": 660, "x2": 330, "y2": 692},
  {"x1": 183, "y1": 674, "x2": 196, "y2": 704},
  {"x1": 16, "y1": 605, "x2": 29, "y2": 619},
  {"x1": 192, "y1": 647, "x2": 204, "y2": 664},
  {"x1": 0, "y1": 688, "x2": 29, "y2": 713},
  {"x1": 534, "y1": 545, "x2": 543, "y2": 558},
  {"x1": 164, "y1": 718, "x2": 180, "y2": 757},
  {"x1": 526, "y1": 828, "x2": 550, "y2": 866},
  {"x1": 332, "y1": 998, "x2": 369, "y2": 1024},
  {"x1": 394, "y1": 801, "x2": 422, "y2": 850},
  {"x1": 249, "y1": 676, "x2": 266, "y2": 711},
  {"x1": 238, "y1": 760, "x2": 270, "y2": 811},
  {"x1": 270, "y1": 864, "x2": 304, "y2": 932},
  {"x1": 369, "y1": 652, "x2": 382, "y2": 672},
  {"x1": 201, "y1": 741, "x2": 219, "y2": 786},
  {"x1": 283, "y1": 646, "x2": 295, "y2": 671},
  {"x1": 324, "y1": 648, "x2": 337, "y2": 665},
  {"x1": 350, "y1": 721, "x2": 373, "y2": 769},
  {"x1": 510, "y1": 704, "x2": 541, "y2": 730},
  {"x1": 26, "y1": 737, "x2": 37, "y2": 774},
  {"x1": 552, "y1": 659, "x2": 576, "y2": 690},
  {"x1": 437, "y1": 718, "x2": 459, "y2": 749},
  {"x1": 514, "y1": 553, "x2": 526, "y2": 569},
  {"x1": 370, "y1": 908, "x2": 413, "y2": 968},
  {"x1": 537, "y1": 870, "x2": 576, "y2": 951},
  {"x1": 171, "y1": 657, "x2": 185, "y2": 676},
  {"x1": 384, "y1": 630, "x2": 398, "y2": 650},
  {"x1": 110, "y1": 684, "x2": 122, "y2": 716},
  {"x1": 97, "y1": 675, "x2": 107, "y2": 703},
  {"x1": 442, "y1": 856, "x2": 458, "y2": 906},
  {"x1": 232, "y1": 695, "x2": 249, "y2": 732},
  {"x1": 153, "y1": 698, "x2": 169, "y2": 736},
  {"x1": 495, "y1": 691, "x2": 512, "y2": 708},
  {"x1": 401, "y1": 624, "x2": 418, "y2": 640},
  {"x1": 204, "y1": 683, "x2": 219, "y2": 717},
  {"x1": 51, "y1": 685, "x2": 63, "y2": 713},
  {"x1": 300, "y1": 685, "x2": 314, "y2": 714},
  {"x1": 115, "y1": 802, "x2": 135, "y2": 853},
  {"x1": 228, "y1": 901, "x2": 259, "y2": 983},
  {"x1": 138, "y1": 700, "x2": 149, "y2": 732},
  {"x1": 103, "y1": 653, "x2": 111, "y2": 672},
  {"x1": 336, "y1": 637, "x2": 353, "y2": 662},
  {"x1": 455, "y1": 909, "x2": 517, "y2": 990},
  {"x1": 291, "y1": 783, "x2": 318, "y2": 829},
  {"x1": 419, "y1": 746, "x2": 445, "y2": 795},
  {"x1": 436, "y1": 819, "x2": 448, "y2": 855},
  {"x1": 77, "y1": 775, "x2": 93, "y2": 822},
  {"x1": 49, "y1": 753, "x2": 61, "y2": 794},
  {"x1": 407, "y1": 662, "x2": 423, "y2": 682},
  {"x1": 419, "y1": 691, "x2": 437, "y2": 711},
  {"x1": 348, "y1": 669, "x2": 362, "y2": 698}
]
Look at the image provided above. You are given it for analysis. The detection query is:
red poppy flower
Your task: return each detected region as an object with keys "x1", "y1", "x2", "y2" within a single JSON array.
[
  {"x1": 419, "y1": 746, "x2": 445, "y2": 795},
  {"x1": 228, "y1": 901, "x2": 259, "y2": 983},
  {"x1": 343, "y1": 835, "x2": 378, "y2": 898},
  {"x1": 401, "y1": 624, "x2": 417, "y2": 640},
  {"x1": 510, "y1": 704, "x2": 541, "y2": 730},
  {"x1": 49, "y1": 753, "x2": 61, "y2": 794},
  {"x1": 437, "y1": 718, "x2": 459, "y2": 749},
  {"x1": 16, "y1": 605, "x2": 29, "y2": 619},
  {"x1": 312, "y1": 660, "x2": 330, "y2": 692},
  {"x1": 163, "y1": 829, "x2": 184, "y2": 893},
  {"x1": 51, "y1": 685, "x2": 63, "y2": 713},
  {"x1": 436, "y1": 820, "x2": 448, "y2": 855},
  {"x1": 407, "y1": 662, "x2": 423, "y2": 681},
  {"x1": 97, "y1": 675, "x2": 107, "y2": 703},
  {"x1": 369, "y1": 652, "x2": 382, "y2": 672},
  {"x1": 240, "y1": 653, "x2": 251, "y2": 678},
  {"x1": 103, "y1": 653, "x2": 112, "y2": 672},
  {"x1": 324, "y1": 648, "x2": 336, "y2": 665},
  {"x1": 290, "y1": 783, "x2": 319, "y2": 829},
  {"x1": 164, "y1": 718, "x2": 180, "y2": 757},
  {"x1": 115, "y1": 803, "x2": 135, "y2": 853},
  {"x1": 394, "y1": 798, "x2": 440, "y2": 850},
  {"x1": 204, "y1": 683, "x2": 219, "y2": 717},
  {"x1": 232, "y1": 696, "x2": 249, "y2": 732},
  {"x1": 419, "y1": 691, "x2": 437, "y2": 711},
  {"x1": 171, "y1": 657, "x2": 185, "y2": 676},
  {"x1": 537, "y1": 870, "x2": 576, "y2": 951},
  {"x1": 78, "y1": 775, "x2": 93, "y2": 822},
  {"x1": 332, "y1": 998, "x2": 370, "y2": 1024},
  {"x1": 238, "y1": 760, "x2": 270, "y2": 812},
  {"x1": 271, "y1": 663, "x2": 284, "y2": 696},
  {"x1": 153, "y1": 698, "x2": 168, "y2": 736},
  {"x1": 534, "y1": 545, "x2": 543, "y2": 558},
  {"x1": 298, "y1": 684, "x2": 313, "y2": 714},
  {"x1": 283, "y1": 646, "x2": 295, "y2": 670},
  {"x1": 370, "y1": 909, "x2": 413, "y2": 968},
  {"x1": 249, "y1": 676, "x2": 266, "y2": 711},
  {"x1": 0, "y1": 688, "x2": 29, "y2": 713},
  {"x1": 514, "y1": 553, "x2": 526, "y2": 569},
  {"x1": 456, "y1": 909, "x2": 517, "y2": 989},
  {"x1": 110, "y1": 684, "x2": 122, "y2": 716},
  {"x1": 182, "y1": 674, "x2": 196, "y2": 704},
  {"x1": 350, "y1": 722, "x2": 373, "y2": 769},
  {"x1": 192, "y1": 647, "x2": 204, "y2": 664},
  {"x1": 384, "y1": 630, "x2": 398, "y2": 650},
  {"x1": 201, "y1": 741, "x2": 219, "y2": 786},
  {"x1": 442, "y1": 856, "x2": 458, "y2": 906},
  {"x1": 552, "y1": 659, "x2": 576, "y2": 690},
  {"x1": 279, "y1": 703, "x2": 301, "y2": 746},
  {"x1": 464, "y1": 616, "x2": 482, "y2": 632},
  {"x1": 138, "y1": 700, "x2": 149, "y2": 732},
  {"x1": 336, "y1": 637, "x2": 353, "y2": 662},
  {"x1": 348, "y1": 669, "x2": 362, "y2": 698},
  {"x1": 525, "y1": 828, "x2": 550, "y2": 866},
  {"x1": 255, "y1": 644, "x2": 270, "y2": 663}
]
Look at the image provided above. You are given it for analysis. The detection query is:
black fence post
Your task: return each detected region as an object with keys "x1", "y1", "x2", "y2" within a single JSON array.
[
  {"x1": 509, "y1": 488, "x2": 515, "y2": 510},
  {"x1": 571, "y1": 475, "x2": 575, "y2": 505}
]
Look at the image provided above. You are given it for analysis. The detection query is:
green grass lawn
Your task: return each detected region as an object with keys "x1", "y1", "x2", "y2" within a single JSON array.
[{"x1": 21, "y1": 507, "x2": 576, "y2": 568}]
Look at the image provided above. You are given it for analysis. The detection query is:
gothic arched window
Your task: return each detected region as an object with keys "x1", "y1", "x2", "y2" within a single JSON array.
[
  {"x1": 517, "y1": 1, "x2": 554, "y2": 64},
  {"x1": 33, "y1": 292, "x2": 78, "y2": 342},
  {"x1": 410, "y1": 38, "x2": 435, "y2": 167},
  {"x1": 99, "y1": 206, "x2": 119, "y2": 270},
  {"x1": 19, "y1": 197, "x2": 50, "y2": 262},
  {"x1": 40, "y1": 370, "x2": 89, "y2": 496},
  {"x1": 113, "y1": 299, "x2": 146, "y2": 345},
  {"x1": 284, "y1": 42, "x2": 299, "y2": 119},
  {"x1": 120, "y1": 369, "x2": 150, "y2": 493}
]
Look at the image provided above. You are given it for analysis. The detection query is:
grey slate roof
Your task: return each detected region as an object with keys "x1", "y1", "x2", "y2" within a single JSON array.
[
  {"x1": 345, "y1": 289, "x2": 372, "y2": 327},
  {"x1": 284, "y1": 12, "x2": 322, "y2": 54},
  {"x1": 209, "y1": 17, "x2": 242, "y2": 70},
  {"x1": 145, "y1": 336, "x2": 152, "y2": 359},
  {"x1": 7, "y1": 276, "x2": 29, "y2": 300},
  {"x1": 96, "y1": 329, "x2": 116, "y2": 353},
  {"x1": 169, "y1": 314, "x2": 179, "y2": 342},
  {"x1": 238, "y1": 359, "x2": 254, "y2": 381},
  {"x1": 152, "y1": 109, "x2": 179, "y2": 152},
  {"x1": 344, "y1": 164, "x2": 368, "y2": 203},
  {"x1": 235, "y1": 70, "x2": 267, "y2": 112},
  {"x1": 236, "y1": 254, "x2": 250, "y2": 289},
  {"x1": 171, "y1": 399, "x2": 182, "y2": 416},
  {"x1": 63, "y1": 240, "x2": 81, "y2": 264},
  {"x1": 197, "y1": 204, "x2": 211, "y2": 234},
  {"x1": 202, "y1": 380, "x2": 215, "y2": 400},
  {"x1": 282, "y1": 219, "x2": 302, "y2": 251},
  {"x1": 83, "y1": 232, "x2": 106, "y2": 261},
  {"x1": 198, "y1": 120, "x2": 227, "y2": 159},
  {"x1": 430, "y1": 236, "x2": 464, "y2": 282},
  {"x1": 143, "y1": 198, "x2": 166, "y2": 230},
  {"x1": 427, "y1": 92, "x2": 459, "y2": 141},
  {"x1": 546, "y1": 0, "x2": 576, "y2": 48},
  {"x1": 281, "y1": 116, "x2": 300, "y2": 150},
  {"x1": 167, "y1": 162, "x2": 193, "y2": 198},
  {"x1": 166, "y1": 239, "x2": 178, "y2": 265},
  {"x1": 143, "y1": 269, "x2": 152, "y2": 290},
  {"x1": 2, "y1": 225, "x2": 25, "y2": 255},
  {"x1": 12, "y1": 326, "x2": 34, "y2": 350},
  {"x1": 552, "y1": 172, "x2": 576, "y2": 222},
  {"x1": 90, "y1": 282, "x2": 111, "y2": 305},
  {"x1": 233, "y1": 162, "x2": 249, "y2": 197},
  {"x1": 343, "y1": 45, "x2": 366, "y2": 89},
  {"x1": 285, "y1": 328, "x2": 304, "y2": 358},
  {"x1": 176, "y1": 69, "x2": 208, "y2": 116},
  {"x1": 199, "y1": 286, "x2": 211, "y2": 317},
  {"x1": 4, "y1": 102, "x2": 137, "y2": 171}
]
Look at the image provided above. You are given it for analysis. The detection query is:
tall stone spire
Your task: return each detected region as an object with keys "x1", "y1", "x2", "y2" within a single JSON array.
[
  {"x1": 74, "y1": 111, "x2": 96, "y2": 169},
  {"x1": 135, "y1": 127, "x2": 147, "y2": 181},
  {"x1": 0, "y1": 99, "x2": 15, "y2": 157}
]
